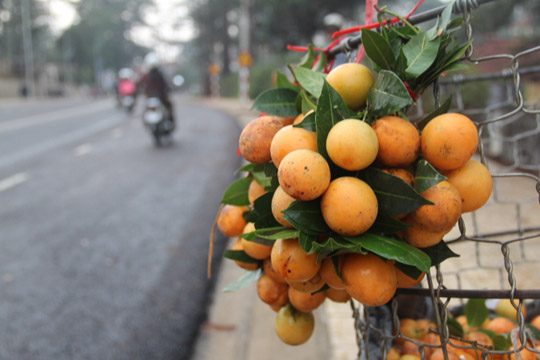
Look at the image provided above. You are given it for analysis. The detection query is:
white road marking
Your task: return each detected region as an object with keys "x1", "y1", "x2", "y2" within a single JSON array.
[
  {"x1": 0, "y1": 100, "x2": 113, "y2": 133},
  {"x1": 0, "y1": 113, "x2": 123, "y2": 169},
  {"x1": 0, "y1": 172, "x2": 29, "y2": 192},
  {"x1": 74, "y1": 143, "x2": 93, "y2": 156}
]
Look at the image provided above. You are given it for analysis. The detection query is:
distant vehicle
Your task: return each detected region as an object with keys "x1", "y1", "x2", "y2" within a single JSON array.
[{"x1": 142, "y1": 97, "x2": 175, "y2": 146}]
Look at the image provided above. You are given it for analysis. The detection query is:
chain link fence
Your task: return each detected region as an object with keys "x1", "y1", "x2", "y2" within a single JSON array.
[{"x1": 326, "y1": 1, "x2": 540, "y2": 359}]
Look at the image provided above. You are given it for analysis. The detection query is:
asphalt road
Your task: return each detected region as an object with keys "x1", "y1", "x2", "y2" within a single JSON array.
[{"x1": 0, "y1": 96, "x2": 241, "y2": 360}]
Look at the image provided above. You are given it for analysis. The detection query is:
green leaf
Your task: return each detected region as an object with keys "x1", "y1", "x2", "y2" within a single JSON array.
[
  {"x1": 403, "y1": 33, "x2": 441, "y2": 79},
  {"x1": 394, "y1": 262, "x2": 423, "y2": 282},
  {"x1": 415, "y1": 96, "x2": 452, "y2": 130},
  {"x1": 251, "y1": 88, "x2": 299, "y2": 117},
  {"x1": 309, "y1": 236, "x2": 352, "y2": 255},
  {"x1": 363, "y1": 167, "x2": 433, "y2": 217},
  {"x1": 465, "y1": 299, "x2": 489, "y2": 329},
  {"x1": 415, "y1": 159, "x2": 447, "y2": 193},
  {"x1": 283, "y1": 200, "x2": 330, "y2": 236},
  {"x1": 297, "y1": 44, "x2": 317, "y2": 68},
  {"x1": 300, "y1": 90, "x2": 317, "y2": 114},
  {"x1": 294, "y1": 67, "x2": 327, "y2": 98},
  {"x1": 316, "y1": 80, "x2": 357, "y2": 161},
  {"x1": 370, "y1": 212, "x2": 410, "y2": 235},
  {"x1": 251, "y1": 163, "x2": 278, "y2": 191},
  {"x1": 298, "y1": 231, "x2": 319, "y2": 253},
  {"x1": 367, "y1": 70, "x2": 413, "y2": 118},
  {"x1": 221, "y1": 177, "x2": 251, "y2": 205},
  {"x1": 439, "y1": 1, "x2": 456, "y2": 35},
  {"x1": 293, "y1": 110, "x2": 316, "y2": 132},
  {"x1": 224, "y1": 268, "x2": 262, "y2": 293},
  {"x1": 362, "y1": 29, "x2": 395, "y2": 70},
  {"x1": 391, "y1": 26, "x2": 418, "y2": 40},
  {"x1": 422, "y1": 240, "x2": 459, "y2": 266},
  {"x1": 479, "y1": 329, "x2": 513, "y2": 351},
  {"x1": 525, "y1": 323, "x2": 540, "y2": 340},
  {"x1": 447, "y1": 317, "x2": 465, "y2": 337},
  {"x1": 276, "y1": 69, "x2": 299, "y2": 91},
  {"x1": 237, "y1": 163, "x2": 256, "y2": 173},
  {"x1": 312, "y1": 52, "x2": 328, "y2": 73},
  {"x1": 252, "y1": 192, "x2": 281, "y2": 229},
  {"x1": 223, "y1": 249, "x2": 259, "y2": 263},
  {"x1": 344, "y1": 233, "x2": 431, "y2": 272},
  {"x1": 241, "y1": 226, "x2": 298, "y2": 242}
]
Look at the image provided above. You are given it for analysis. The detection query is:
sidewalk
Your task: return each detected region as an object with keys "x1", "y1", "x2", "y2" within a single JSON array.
[{"x1": 191, "y1": 97, "x2": 358, "y2": 360}]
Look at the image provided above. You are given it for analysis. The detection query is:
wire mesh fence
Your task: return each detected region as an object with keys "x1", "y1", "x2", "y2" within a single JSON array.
[{"x1": 325, "y1": 1, "x2": 540, "y2": 359}]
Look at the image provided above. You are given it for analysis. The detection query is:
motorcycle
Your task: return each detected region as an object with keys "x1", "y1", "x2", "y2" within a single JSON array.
[
  {"x1": 119, "y1": 94, "x2": 136, "y2": 114},
  {"x1": 142, "y1": 97, "x2": 175, "y2": 146}
]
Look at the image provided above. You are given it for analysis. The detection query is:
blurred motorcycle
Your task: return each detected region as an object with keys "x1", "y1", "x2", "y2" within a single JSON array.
[{"x1": 142, "y1": 97, "x2": 175, "y2": 146}]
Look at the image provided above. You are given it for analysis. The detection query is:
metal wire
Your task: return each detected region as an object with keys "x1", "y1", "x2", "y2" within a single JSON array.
[{"x1": 329, "y1": 1, "x2": 540, "y2": 359}]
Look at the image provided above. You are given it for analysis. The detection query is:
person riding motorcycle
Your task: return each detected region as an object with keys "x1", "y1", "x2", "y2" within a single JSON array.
[
  {"x1": 138, "y1": 60, "x2": 175, "y2": 124},
  {"x1": 116, "y1": 68, "x2": 138, "y2": 106}
]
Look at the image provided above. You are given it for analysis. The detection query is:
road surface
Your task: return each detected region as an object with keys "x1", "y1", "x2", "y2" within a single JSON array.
[{"x1": 0, "y1": 96, "x2": 241, "y2": 360}]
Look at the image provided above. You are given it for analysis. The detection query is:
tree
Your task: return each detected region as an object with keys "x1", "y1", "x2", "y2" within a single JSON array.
[{"x1": 57, "y1": 0, "x2": 153, "y2": 84}]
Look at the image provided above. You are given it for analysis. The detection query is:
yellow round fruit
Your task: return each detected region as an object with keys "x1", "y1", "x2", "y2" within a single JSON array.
[
  {"x1": 326, "y1": 63, "x2": 375, "y2": 110},
  {"x1": 275, "y1": 304, "x2": 315, "y2": 346},
  {"x1": 248, "y1": 179, "x2": 266, "y2": 206},
  {"x1": 241, "y1": 223, "x2": 272, "y2": 260},
  {"x1": 372, "y1": 116, "x2": 420, "y2": 167},
  {"x1": 217, "y1": 205, "x2": 249, "y2": 237},
  {"x1": 271, "y1": 186, "x2": 296, "y2": 228},
  {"x1": 270, "y1": 125, "x2": 317, "y2": 168},
  {"x1": 239, "y1": 116, "x2": 283, "y2": 163},
  {"x1": 421, "y1": 113, "x2": 478, "y2": 171},
  {"x1": 326, "y1": 119, "x2": 379, "y2": 171},
  {"x1": 271, "y1": 238, "x2": 321, "y2": 282},
  {"x1": 341, "y1": 252, "x2": 397, "y2": 306},
  {"x1": 321, "y1": 177, "x2": 378, "y2": 236},
  {"x1": 444, "y1": 159, "x2": 493, "y2": 213},
  {"x1": 277, "y1": 149, "x2": 331, "y2": 201}
]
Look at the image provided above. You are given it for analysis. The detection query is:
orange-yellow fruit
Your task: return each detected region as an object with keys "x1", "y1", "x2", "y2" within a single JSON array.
[
  {"x1": 276, "y1": 116, "x2": 296, "y2": 126},
  {"x1": 341, "y1": 253, "x2": 397, "y2": 306},
  {"x1": 319, "y1": 257, "x2": 345, "y2": 290},
  {"x1": 326, "y1": 63, "x2": 375, "y2": 110},
  {"x1": 397, "y1": 318, "x2": 429, "y2": 343},
  {"x1": 321, "y1": 177, "x2": 378, "y2": 236},
  {"x1": 400, "y1": 355, "x2": 422, "y2": 360},
  {"x1": 278, "y1": 149, "x2": 331, "y2": 201},
  {"x1": 271, "y1": 238, "x2": 321, "y2": 282},
  {"x1": 263, "y1": 257, "x2": 287, "y2": 284},
  {"x1": 326, "y1": 119, "x2": 379, "y2": 171},
  {"x1": 444, "y1": 159, "x2": 493, "y2": 213},
  {"x1": 395, "y1": 266, "x2": 426, "y2": 288},
  {"x1": 217, "y1": 205, "x2": 249, "y2": 237},
  {"x1": 232, "y1": 238, "x2": 259, "y2": 271},
  {"x1": 410, "y1": 181, "x2": 462, "y2": 234},
  {"x1": 402, "y1": 219, "x2": 447, "y2": 248},
  {"x1": 463, "y1": 331, "x2": 494, "y2": 359},
  {"x1": 288, "y1": 286, "x2": 326, "y2": 313},
  {"x1": 271, "y1": 186, "x2": 295, "y2": 228},
  {"x1": 257, "y1": 273, "x2": 289, "y2": 307},
  {"x1": 421, "y1": 113, "x2": 478, "y2": 171},
  {"x1": 325, "y1": 287, "x2": 351, "y2": 303},
  {"x1": 239, "y1": 116, "x2": 283, "y2": 163},
  {"x1": 287, "y1": 272, "x2": 325, "y2": 293},
  {"x1": 275, "y1": 304, "x2": 315, "y2": 346},
  {"x1": 495, "y1": 299, "x2": 527, "y2": 321},
  {"x1": 372, "y1": 116, "x2": 420, "y2": 167},
  {"x1": 241, "y1": 223, "x2": 272, "y2": 260},
  {"x1": 388, "y1": 347, "x2": 401, "y2": 360},
  {"x1": 248, "y1": 179, "x2": 266, "y2": 206},
  {"x1": 430, "y1": 349, "x2": 459, "y2": 360},
  {"x1": 485, "y1": 317, "x2": 516, "y2": 335},
  {"x1": 270, "y1": 125, "x2": 318, "y2": 168}
]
